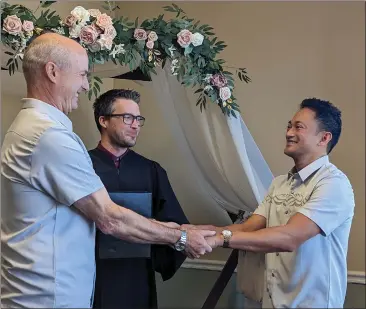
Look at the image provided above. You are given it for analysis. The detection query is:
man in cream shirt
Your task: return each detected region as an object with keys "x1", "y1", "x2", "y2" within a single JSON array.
[{"x1": 195, "y1": 98, "x2": 355, "y2": 308}]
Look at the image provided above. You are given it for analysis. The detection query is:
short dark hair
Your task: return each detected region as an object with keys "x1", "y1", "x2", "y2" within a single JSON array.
[
  {"x1": 93, "y1": 89, "x2": 141, "y2": 132},
  {"x1": 300, "y1": 98, "x2": 342, "y2": 154}
]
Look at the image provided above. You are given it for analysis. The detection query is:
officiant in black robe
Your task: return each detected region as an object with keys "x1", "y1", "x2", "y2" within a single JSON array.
[{"x1": 89, "y1": 89, "x2": 189, "y2": 309}]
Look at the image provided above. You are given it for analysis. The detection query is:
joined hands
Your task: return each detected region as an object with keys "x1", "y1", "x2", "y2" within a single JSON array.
[{"x1": 155, "y1": 221, "x2": 223, "y2": 259}]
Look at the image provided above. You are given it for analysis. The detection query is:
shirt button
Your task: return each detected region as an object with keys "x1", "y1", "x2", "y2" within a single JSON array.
[
  {"x1": 285, "y1": 211, "x2": 289, "y2": 214},
  {"x1": 276, "y1": 252, "x2": 279, "y2": 256},
  {"x1": 272, "y1": 272, "x2": 275, "y2": 277}
]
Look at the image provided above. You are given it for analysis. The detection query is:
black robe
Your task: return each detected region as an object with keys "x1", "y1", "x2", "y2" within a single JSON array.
[{"x1": 89, "y1": 148, "x2": 189, "y2": 309}]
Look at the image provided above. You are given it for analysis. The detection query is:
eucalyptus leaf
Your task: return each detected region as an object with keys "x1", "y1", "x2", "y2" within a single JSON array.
[{"x1": 184, "y1": 45, "x2": 193, "y2": 56}]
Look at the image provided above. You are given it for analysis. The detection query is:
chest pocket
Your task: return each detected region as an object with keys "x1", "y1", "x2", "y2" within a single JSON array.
[
  {"x1": 284, "y1": 192, "x2": 310, "y2": 216},
  {"x1": 271, "y1": 192, "x2": 310, "y2": 218}
]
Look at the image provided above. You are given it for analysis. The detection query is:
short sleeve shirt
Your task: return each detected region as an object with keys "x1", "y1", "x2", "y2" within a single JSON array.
[
  {"x1": 1, "y1": 99, "x2": 104, "y2": 308},
  {"x1": 254, "y1": 155, "x2": 355, "y2": 308}
]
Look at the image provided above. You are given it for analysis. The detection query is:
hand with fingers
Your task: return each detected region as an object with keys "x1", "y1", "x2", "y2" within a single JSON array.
[{"x1": 183, "y1": 229, "x2": 216, "y2": 259}]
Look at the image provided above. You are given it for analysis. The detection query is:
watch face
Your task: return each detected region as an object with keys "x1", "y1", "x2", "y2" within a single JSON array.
[
  {"x1": 222, "y1": 230, "x2": 232, "y2": 237},
  {"x1": 175, "y1": 242, "x2": 185, "y2": 251}
]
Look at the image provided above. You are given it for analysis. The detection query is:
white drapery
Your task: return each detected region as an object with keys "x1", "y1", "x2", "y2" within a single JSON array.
[{"x1": 149, "y1": 64, "x2": 273, "y2": 214}]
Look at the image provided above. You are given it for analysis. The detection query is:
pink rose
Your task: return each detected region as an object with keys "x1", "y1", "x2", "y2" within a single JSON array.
[
  {"x1": 177, "y1": 29, "x2": 192, "y2": 48},
  {"x1": 146, "y1": 40, "x2": 154, "y2": 49},
  {"x1": 219, "y1": 87, "x2": 232, "y2": 101},
  {"x1": 210, "y1": 73, "x2": 228, "y2": 88},
  {"x1": 79, "y1": 25, "x2": 98, "y2": 45},
  {"x1": 134, "y1": 28, "x2": 147, "y2": 40},
  {"x1": 97, "y1": 34, "x2": 113, "y2": 50},
  {"x1": 104, "y1": 25, "x2": 116, "y2": 40},
  {"x1": 64, "y1": 14, "x2": 77, "y2": 27},
  {"x1": 22, "y1": 20, "x2": 34, "y2": 32},
  {"x1": 95, "y1": 13, "x2": 113, "y2": 30},
  {"x1": 3, "y1": 15, "x2": 22, "y2": 35}
]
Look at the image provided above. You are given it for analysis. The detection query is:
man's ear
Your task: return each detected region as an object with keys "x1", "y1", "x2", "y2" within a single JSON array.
[
  {"x1": 45, "y1": 62, "x2": 59, "y2": 84},
  {"x1": 318, "y1": 131, "x2": 332, "y2": 147},
  {"x1": 99, "y1": 116, "x2": 108, "y2": 129}
]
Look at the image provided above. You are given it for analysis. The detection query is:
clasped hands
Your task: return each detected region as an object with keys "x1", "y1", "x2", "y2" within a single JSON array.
[{"x1": 158, "y1": 221, "x2": 223, "y2": 259}]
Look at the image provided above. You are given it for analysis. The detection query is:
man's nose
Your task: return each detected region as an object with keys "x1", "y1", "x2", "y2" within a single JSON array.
[
  {"x1": 83, "y1": 77, "x2": 90, "y2": 92},
  {"x1": 286, "y1": 126, "x2": 295, "y2": 137},
  {"x1": 130, "y1": 119, "x2": 139, "y2": 129}
]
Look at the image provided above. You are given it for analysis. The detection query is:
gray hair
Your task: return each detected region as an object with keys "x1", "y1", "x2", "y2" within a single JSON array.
[{"x1": 22, "y1": 35, "x2": 72, "y2": 82}]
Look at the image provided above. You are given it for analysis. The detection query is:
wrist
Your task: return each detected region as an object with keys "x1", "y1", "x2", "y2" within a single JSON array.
[
  {"x1": 217, "y1": 235, "x2": 225, "y2": 247},
  {"x1": 169, "y1": 228, "x2": 182, "y2": 245}
]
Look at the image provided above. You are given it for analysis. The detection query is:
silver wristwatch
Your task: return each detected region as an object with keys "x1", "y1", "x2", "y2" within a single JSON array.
[
  {"x1": 174, "y1": 230, "x2": 187, "y2": 251},
  {"x1": 221, "y1": 230, "x2": 233, "y2": 248}
]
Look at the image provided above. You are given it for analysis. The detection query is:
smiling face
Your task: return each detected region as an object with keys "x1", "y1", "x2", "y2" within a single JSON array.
[
  {"x1": 284, "y1": 107, "x2": 330, "y2": 160},
  {"x1": 100, "y1": 98, "x2": 142, "y2": 148},
  {"x1": 58, "y1": 49, "x2": 90, "y2": 113}
]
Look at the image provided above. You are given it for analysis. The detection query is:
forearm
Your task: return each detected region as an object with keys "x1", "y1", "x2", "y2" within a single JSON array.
[
  {"x1": 214, "y1": 214, "x2": 267, "y2": 233},
  {"x1": 102, "y1": 203, "x2": 181, "y2": 245},
  {"x1": 225, "y1": 226, "x2": 297, "y2": 253}
]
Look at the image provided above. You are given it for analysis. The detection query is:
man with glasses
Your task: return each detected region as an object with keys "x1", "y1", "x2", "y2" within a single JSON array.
[{"x1": 89, "y1": 89, "x2": 190, "y2": 309}]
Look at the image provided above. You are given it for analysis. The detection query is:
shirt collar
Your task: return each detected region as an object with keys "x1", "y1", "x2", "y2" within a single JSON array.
[
  {"x1": 97, "y1": 141, "x2": 129, "y2": 161},
  {"x1": 288, "y1": 155, "x2": 329, "y2": 182},
  {"x1": 21, "y1": 98, "x2": 73, "y2": 132}
]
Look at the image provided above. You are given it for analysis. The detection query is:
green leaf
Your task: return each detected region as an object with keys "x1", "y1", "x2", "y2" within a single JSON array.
[
  {"x1": 184, "y1": 45, "x2": 193, "y2": 56},
  {"x1": 195, "y1": 88, "x2": 203, "y2": 94},
  {"x1": 95, "y1": 82, "x2": 101, "y2": 92},
  {"x1": 134, "y1": 17, "x2": 139, "y2": 28},
  {"x1": 93, "y1": 87, "x2": 98, "y2": 98},
  {"x1": 198, "y1": 57, "x2": 206, "y2": 68},
  {"x1": 6, "y1": 58, "x2": 13, "y2": 66},
  {"x1": 172, "y1": 3, "x2": 180, "y2": 10},
  {"x1": 5, "y1": 51, "x2": 13, "y2": 56},
  {"x1": 40, "y1": 1, "x2": 56, "y2": 8}
]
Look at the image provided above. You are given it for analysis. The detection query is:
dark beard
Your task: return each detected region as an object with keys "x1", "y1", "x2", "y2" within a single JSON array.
[{"x1": 110, "y1": 134, "x2": 136, "y2": 148}]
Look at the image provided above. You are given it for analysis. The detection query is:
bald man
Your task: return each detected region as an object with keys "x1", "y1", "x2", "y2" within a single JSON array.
[{"x1": 1, "y1": 33, "x2": 215, "y2": 308}]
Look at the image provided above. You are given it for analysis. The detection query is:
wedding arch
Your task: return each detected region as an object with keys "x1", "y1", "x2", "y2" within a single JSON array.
[{"x1": 1, "y1": 1, "x2": 251, "y2": 117}]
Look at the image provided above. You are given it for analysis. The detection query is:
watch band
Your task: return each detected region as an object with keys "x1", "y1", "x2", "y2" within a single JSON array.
[{"x1": 223, "y1": 237, "x2": 230, "y2": 248}]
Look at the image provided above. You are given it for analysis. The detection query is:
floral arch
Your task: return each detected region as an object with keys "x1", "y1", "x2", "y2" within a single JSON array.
[{"x1": 1, "y1": 1, "x2": 251, "y2": 117}]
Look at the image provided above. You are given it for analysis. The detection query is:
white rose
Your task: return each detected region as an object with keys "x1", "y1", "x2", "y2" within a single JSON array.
[
  {"x1": 204, "y1": 85, "x2": 213, "y2": 92},
  {"x1": 69, "y1": 24, "x2": 83, "y2": 38},
  {"x1": 219, "y1": 87, "x2": 231, "y2": 101},
  {"x1": 148, "y1": 31, "x2": 158, "y2": 42},
  {"x1": 191, "y1": 32, "x2": 204, "y2": 47},
  {"x1": 70, "y1": 6, "x2": 90, "y2": 24},
  {"x1": 88, "y1": 9, "x2": 101, "y2": 18}
]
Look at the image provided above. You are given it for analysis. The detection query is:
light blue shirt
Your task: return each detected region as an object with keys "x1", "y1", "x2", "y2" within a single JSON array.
[
  {"x1": 254, "y1": 155, "x2": 355, "y2": 308},
  {"x1": 1, "y1": 99, "x2": 104, "y2": 308}
]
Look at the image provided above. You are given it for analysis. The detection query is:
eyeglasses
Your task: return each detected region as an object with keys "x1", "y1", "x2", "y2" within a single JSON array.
[{"x1": 105, "y1": 113, "x2": 145, "y2": 127}]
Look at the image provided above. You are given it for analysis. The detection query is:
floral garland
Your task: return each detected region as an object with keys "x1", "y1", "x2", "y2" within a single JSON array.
[{"x1": 1, "y1": 1, "x2": 251, "y2": 117}]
